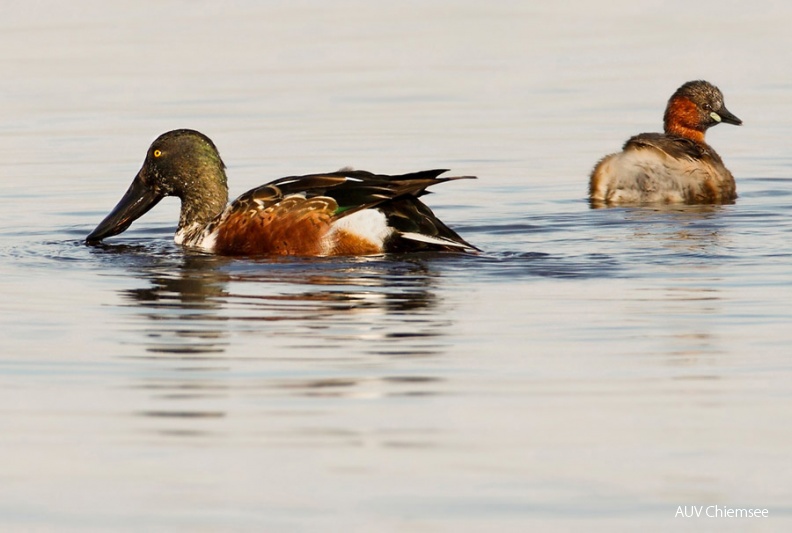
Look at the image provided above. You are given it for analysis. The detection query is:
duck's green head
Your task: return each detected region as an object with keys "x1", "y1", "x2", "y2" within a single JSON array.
[{"x1": 86, "y1": 129, "x2": 228, "y2": 243}]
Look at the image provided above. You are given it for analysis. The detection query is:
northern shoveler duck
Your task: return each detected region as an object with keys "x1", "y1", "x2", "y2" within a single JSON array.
[
  {"x1": 589, "y1": 80, "x2": 742, "y2": 206},
  {"x1": 86, "y1": 129, "x2": 479, "y2": 255}
]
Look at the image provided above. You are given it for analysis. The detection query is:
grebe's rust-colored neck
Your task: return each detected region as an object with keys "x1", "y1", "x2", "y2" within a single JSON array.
[{"x1": 663, "y1": 96, "x2": 706, "y2": 144}]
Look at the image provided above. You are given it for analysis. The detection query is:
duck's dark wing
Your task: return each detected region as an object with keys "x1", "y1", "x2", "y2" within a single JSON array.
[
  {"x1": 233, "y1": 169, "x2": 472, "y2": 216},
  {"x1": 378, "y1": 196, "x2": 480, "y2": 252},
  {"x1": 623, "y1": 133, "x2": 719, "y2": 162}
]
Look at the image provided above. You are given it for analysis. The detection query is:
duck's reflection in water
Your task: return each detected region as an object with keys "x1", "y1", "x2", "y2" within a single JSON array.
[
  {"x1": 120, "y1": 252, "x2": 232, "y2": 356},
  {"x1": 103, "y1": 246, "x2": 458, "y2": 439},
  {"x1": 119, "y1": 253, "x2": 448, "y2": 351}
]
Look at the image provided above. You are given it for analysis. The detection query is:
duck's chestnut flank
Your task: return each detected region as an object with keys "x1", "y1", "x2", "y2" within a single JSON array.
[
  {"x1": 86, "y1": 129, "x2": 479, "y2": 256},
  {"x1": 589, "y1": 80, "x2": 742, "y2": 206}
]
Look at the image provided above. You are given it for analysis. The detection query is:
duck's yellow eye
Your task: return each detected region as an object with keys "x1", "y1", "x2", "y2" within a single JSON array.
[{"x1": 153, "y1": 149, "x2": 162, "y2": 158}]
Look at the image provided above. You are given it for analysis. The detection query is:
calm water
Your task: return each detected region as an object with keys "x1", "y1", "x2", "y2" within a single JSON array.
[{"x1": 2, "y1": 1, "x2": 792, "y2": 531}]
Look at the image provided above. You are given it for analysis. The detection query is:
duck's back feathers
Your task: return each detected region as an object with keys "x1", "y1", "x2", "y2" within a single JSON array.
[{"x1": 238, "y1": 168, "x2": 457, "y2": 215}]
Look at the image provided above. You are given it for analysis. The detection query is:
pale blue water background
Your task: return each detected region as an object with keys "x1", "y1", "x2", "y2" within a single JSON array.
[{"x1": 1, "y1": 1, "x2": 791, "y2": 531}]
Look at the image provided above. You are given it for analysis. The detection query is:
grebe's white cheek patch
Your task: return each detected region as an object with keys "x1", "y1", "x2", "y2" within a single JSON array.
[{"x1": 710, "y1": 112, "x2": 722, "y2": 122}]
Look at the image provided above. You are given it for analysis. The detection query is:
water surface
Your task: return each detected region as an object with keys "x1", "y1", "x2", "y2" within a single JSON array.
[{"x1": 1, "y1": 1, "x2": 791, "y2": 531}]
